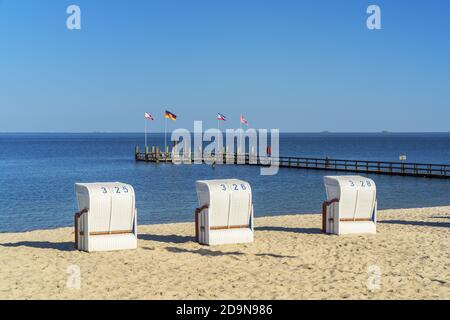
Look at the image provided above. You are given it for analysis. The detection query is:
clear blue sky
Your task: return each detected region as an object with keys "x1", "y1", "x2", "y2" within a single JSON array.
[{"x1": 0, "y1": 0, "x2": 449, "y2": 132}]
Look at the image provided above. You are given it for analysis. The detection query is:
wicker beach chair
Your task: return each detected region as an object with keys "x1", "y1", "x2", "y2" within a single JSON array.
[
  {"x1": 74, "y1": 182, "x2": 138, "y2": 252},
  {"x1": 195, "y1": 179, "x2": 254, "y2": 245},
  {"x1": 322, "y1": 176, "x2": 377, "y2": 235}
]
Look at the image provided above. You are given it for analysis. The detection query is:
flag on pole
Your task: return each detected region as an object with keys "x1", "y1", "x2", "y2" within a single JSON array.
[
  {"x1": 240, "y1": 114, "x2": 248, "y2": 126},
  {"x1": 165, "y1": 110, "x2": 177, "y2": 121},
  {"x1": 144, "y1": 112, "x2": 153, "y2": 148},
  {"x1": 144, "y1": 112, "x2": 154, "y2": 120},
  {"x1": 217, "y1": 113, "x2": 226, "y2": 121}
]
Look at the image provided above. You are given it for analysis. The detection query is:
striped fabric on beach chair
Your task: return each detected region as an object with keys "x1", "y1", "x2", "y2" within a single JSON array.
[
  {"x1": 322, "y1": 176, "x2": 377, "y2": 235},
  {"x1": 74, "y1": 182, "x2": 138, "y2": 252},
  {"x1": 195, "y1": 179, "x2": 254, "y2": 245}
]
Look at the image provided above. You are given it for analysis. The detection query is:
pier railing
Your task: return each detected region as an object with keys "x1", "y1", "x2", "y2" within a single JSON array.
[
  {"x1": 135, "y1": 147, "x2": 450, "y2": 179},
  {"x1": 274, "y1": 156, "x2": 449, "y2": 178}
]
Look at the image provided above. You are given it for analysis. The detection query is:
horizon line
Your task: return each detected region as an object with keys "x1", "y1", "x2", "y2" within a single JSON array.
[{"x1": 1, "y1": 131, "x2": 450, "y2": 134}]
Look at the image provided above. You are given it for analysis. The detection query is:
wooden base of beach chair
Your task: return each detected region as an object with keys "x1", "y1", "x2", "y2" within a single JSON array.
[
  {"x1": 210, "y1": 225, "x2": 250, "y2": 230},
  {"x1": 79, "y1": 230, "x2": 133, "y2": 236},
  {"x1": 328, "y1": 218, "x2": 373, "y2": 222}
]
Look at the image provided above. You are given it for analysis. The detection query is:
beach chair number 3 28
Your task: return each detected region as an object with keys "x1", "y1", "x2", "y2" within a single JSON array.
[
  {"x1": 100, "y1": 186, "x2": 129, "y2": 194},
  {"x1": 220, "y1": 184, "x2": 248, "y2": 191},
  {"x1": 348, "y1": 180, "x2": 372, "y2": 187}
]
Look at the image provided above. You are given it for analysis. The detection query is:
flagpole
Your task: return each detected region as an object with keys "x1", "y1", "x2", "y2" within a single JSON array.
[
  {"x1": 145, "y1": 117, "x2": 147, "y2": 148},
  {"x1": 239, "y1": 117, "x2": 242, "y2": 155},
  {"x1": 164, "y1": 116, "x2": 167, "y2": 154},
  {"x1": 217, "y1": 118, "x2": 220, "y2": 156}
]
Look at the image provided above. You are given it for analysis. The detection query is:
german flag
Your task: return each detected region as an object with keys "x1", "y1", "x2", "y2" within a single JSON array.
[{"x1": 165, "y1": 110, "x2": 177, "y2": 121}]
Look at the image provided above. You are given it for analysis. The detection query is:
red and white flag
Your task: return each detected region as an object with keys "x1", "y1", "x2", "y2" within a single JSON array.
[
  {"x1": 144, "y1": 112, "x2": 154, "y2": 120},
  {"x1": 240, "y1": 114, "x2": 248, "y2": 126}
]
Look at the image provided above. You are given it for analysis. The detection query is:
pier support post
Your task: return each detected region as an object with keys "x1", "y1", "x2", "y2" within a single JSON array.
[
  {"x1": 145, "y1": 146, "x2": 149, "y2": 162},
  {"x1": 151, "y1": 146, "x2": 155, "y2": 161},
  {"x1": 135, "y1": 145, "x2": 139, "y2": 161},
  {"x1": 156, "y1": 147, "x2": 160, "y2": 163}
]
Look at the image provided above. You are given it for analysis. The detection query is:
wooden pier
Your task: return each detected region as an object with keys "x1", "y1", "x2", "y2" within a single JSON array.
[{"x1": 134, "y1": 146, "x2": 450, "y2": 179}]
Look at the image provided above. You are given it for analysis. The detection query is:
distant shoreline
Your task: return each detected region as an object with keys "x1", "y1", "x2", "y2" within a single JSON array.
[{"x1": 1, "y1": 131, "x2": 450, "y2": 135}]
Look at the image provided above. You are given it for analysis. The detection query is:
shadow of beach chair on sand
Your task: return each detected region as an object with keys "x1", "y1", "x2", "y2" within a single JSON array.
[
  {"x1": 379, "y1": 220, "x2": 450, "y2": 228},
  {"x1": 255, "y1": 226, "x2": 322, "y2": 234},
  {"x1": 139, "y1": 234, "x2": 194, "y2": 244},
  {"x1": 164, "y1": 247, "x2": 297, "y2": 259},
  {"x1": 165, "y1": 246, "x2": 245, "y2": 257},
  {"x1": 429, "y1": 216, "x2": 450, "y2": 220},
  {"x1": 0, "y1": 241, "x2": 74, "y2": 252}
]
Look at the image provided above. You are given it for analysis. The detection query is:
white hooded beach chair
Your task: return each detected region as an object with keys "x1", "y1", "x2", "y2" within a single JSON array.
[
  {"x1": 195, "y1": 179, "x2": 254, "y2": 245},
  {"x1": 322, "y1": 176, "x2": 377, "y2": 235},
  {"x1": 74, "y1": 182, "x2": 137, "y2": 252}
]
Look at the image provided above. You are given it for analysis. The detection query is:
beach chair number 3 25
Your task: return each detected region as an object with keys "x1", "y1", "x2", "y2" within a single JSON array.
[
  {"x1": 349, "y1": 180, "x2": 372, "y2": 187},
  {"x1": 220, "y1": 184, "x2": 248, "y2": 191},
  {"x1": 100, "y1": 186, "x2": 129, "y2": 194}
]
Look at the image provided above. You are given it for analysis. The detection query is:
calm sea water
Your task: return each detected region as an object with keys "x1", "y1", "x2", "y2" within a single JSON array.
[{"x1": 1, "y1": 133, "x2": 450, "y2": 233}]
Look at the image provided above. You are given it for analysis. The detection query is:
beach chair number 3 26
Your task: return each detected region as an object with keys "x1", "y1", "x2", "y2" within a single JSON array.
[{"x1": 220, "y1": 184, "x2": 248, "y2": 191}]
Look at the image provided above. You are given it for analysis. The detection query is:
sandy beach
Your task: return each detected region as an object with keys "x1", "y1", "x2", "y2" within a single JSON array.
[{"x1": 0, "y1": 206, "x2": 449, "y2": 300}]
